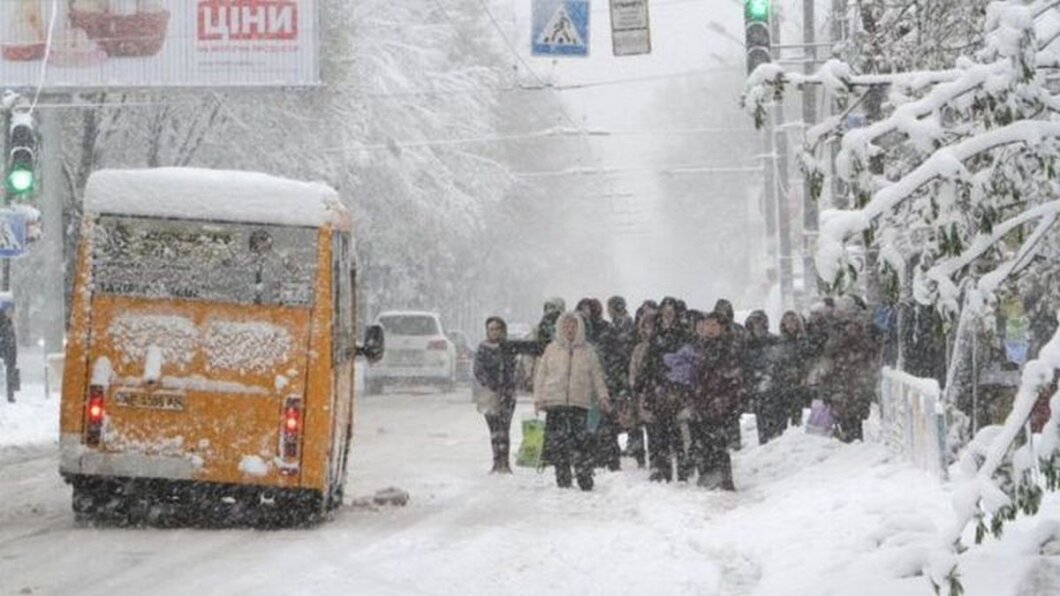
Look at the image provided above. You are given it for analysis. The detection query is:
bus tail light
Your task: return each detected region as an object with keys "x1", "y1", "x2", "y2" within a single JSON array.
[
  {"x1": 85, "y1": 385, "x2": 105, "y2": 446},
  {"x1": 281, "y1": 397, "x2": 303, "y2": 464},
  {"x1": 428, "y1": 339, "x2": 448, "y2": 351}
]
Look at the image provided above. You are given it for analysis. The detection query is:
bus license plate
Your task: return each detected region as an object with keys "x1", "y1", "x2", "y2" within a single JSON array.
[{"x1": 114, "y1": 391, "x2": 186, "y2": 412}]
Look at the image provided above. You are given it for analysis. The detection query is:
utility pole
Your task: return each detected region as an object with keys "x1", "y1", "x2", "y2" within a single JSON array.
[
  {"x1": 39, "y1": 106, "x2": 65, "y2": 357},
  {"x1": 772, "y1": 13, "x2": 794, "y2": 311},
  {"x1": 801, "y1": 0, "x2": 818, "y2": 307}
]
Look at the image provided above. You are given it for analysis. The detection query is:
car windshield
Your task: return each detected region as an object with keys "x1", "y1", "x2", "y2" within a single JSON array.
[{"x1": 379, "y1": 315, "x2": 439, "y2": 336}]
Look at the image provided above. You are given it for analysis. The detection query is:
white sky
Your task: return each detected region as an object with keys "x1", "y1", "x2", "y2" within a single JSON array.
[{"x1": 505, "y1": 0, "x2": 769, "y2": 308}]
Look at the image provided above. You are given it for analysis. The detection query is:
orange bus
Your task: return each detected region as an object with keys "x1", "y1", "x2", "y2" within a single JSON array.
[{"x1": 59, "y1": 168, "x2": 383, "y2": 525}]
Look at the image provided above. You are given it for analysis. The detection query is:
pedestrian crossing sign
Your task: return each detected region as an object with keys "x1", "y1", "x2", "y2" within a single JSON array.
[
  {"x1": 0, "y1": 210, "x2": 27, "y2": 259},
  {"x1": 532, "y1": 0, "x2": 590, "y2": 57}
]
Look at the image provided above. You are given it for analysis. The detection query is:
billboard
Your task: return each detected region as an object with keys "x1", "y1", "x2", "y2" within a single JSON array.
[{"x1": 0, "y1": 1, "x2": 319, "y2": 88}]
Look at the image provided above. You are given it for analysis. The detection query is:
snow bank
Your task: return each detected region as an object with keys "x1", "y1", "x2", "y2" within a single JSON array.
[
  {"x1": 84, "y1": 168, "x2": 345, "y2": 228},
  {"x1": 0, "y1": 386, "x2": 57, "y2": 448}
]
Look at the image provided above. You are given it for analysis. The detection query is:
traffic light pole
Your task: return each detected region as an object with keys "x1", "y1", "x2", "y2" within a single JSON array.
[{"x1": 1, "y1": 109, "x2": 10, "y2": 294}]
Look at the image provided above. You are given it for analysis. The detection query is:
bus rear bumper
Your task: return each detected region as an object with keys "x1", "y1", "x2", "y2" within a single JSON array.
[{"x1": 60, "y1": 433, "x2": 199, "y2": 480}]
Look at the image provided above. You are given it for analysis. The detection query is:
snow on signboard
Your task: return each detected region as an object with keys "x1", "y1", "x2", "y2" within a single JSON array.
[
  {"x1": 609, "y1": 0, "x2": 650, "y2": 56},
  {"x1": 532, "y1": 0, "x2": 590, "y2": 57}
]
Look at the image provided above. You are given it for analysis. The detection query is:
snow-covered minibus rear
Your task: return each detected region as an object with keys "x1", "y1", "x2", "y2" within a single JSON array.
[{"x1": 59, "y1": 168, "x2": 383, "y2": 526}]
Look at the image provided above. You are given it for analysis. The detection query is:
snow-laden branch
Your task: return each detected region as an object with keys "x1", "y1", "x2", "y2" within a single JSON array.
[
  {"x1": 945, "y1": 310, "x2": 1060, "y2": 545},
  {"x1": 816, "y1": 120, "x2": 1060, "y2": 283},
  {"x1": 924, "y1": 199, "x2": 1060, "y2": 312}
]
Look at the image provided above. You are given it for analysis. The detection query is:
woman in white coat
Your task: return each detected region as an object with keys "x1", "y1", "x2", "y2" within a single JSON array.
[{"x1": 533, "y1": 312, "x2": 612, "y2": 491}]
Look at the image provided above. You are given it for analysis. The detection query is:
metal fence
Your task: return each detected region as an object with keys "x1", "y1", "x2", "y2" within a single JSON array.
[{"x1": 878, "y1": 367, "x2": 950, "y2": 480}]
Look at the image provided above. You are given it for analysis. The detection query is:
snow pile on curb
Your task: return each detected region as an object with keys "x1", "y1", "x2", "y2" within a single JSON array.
[{"x1": 0, "y1": 387, "x2": 58, "y2": 449}]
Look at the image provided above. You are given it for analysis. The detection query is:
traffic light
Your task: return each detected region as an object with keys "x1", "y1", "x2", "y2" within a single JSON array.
[
  {"x1": 744, "y1": 0, "x2": 772, "y2": 74},
  {"x1": 5, "y1": 112, "x2": 37, "y2": 199}
]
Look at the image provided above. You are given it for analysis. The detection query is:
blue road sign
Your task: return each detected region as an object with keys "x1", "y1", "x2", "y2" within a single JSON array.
[
  {"x1": 532, "y1": 0, "x2": 590, "y2": 57},
  {"x1": 0, "y1": 210, "x2": 27, "y2": 258}
]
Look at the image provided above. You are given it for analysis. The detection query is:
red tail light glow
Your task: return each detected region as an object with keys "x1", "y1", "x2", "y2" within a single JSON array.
[
  {"x1": 428, "y1": 339, "x2": 448, "y2": 351},
  {"x1": 281, "y1": 397, "x2": 303, "y2": 463},
  {"x1": 85, "y1": 385, "x2": 105, "y2": 446},
  {"x1": 284, "y1": 407, "x2": 300, "y2": 432}
]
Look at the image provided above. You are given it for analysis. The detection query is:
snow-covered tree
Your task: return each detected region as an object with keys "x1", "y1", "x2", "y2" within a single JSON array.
[{"x1": 744, "y1": 1, "x2": 1060, "y2": 592}]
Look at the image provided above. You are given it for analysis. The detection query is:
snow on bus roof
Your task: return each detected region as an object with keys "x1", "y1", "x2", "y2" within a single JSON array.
[{"x1": 84, "y1": 168, "x2": 346, "y2": 227}]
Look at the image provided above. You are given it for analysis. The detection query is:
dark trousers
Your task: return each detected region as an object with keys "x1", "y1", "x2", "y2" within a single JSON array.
[
  {"x1": 689, "y1": 418, "x2": 734, "y2": 490},
  {"x1": 544, "y1": 407, "x2": 593, "y2": 488},
  {"x1": 646, "y1": 404, "x2": 691, "y2": 481},
  {"x1": 835, "y1": 413, "x2": 864, "y2": 443},
  {"x1": 484, "y1": 398, "x2": 516, "y2": 466},
  {"x1": 593, "y1": 414, "x2": 622, "y2": 470},
  {"x1": 4, "y1": 360, "x2": 14, "y2": 403},
  {"x1": 785, "y1": 387, "x2": 811, "y2": 426},
  {"x1": 756, "y1": 390, "x2": 788, "y2": 445},
  {"x1": 625, "y1": 424, "x2": 646, "y2": 467}
]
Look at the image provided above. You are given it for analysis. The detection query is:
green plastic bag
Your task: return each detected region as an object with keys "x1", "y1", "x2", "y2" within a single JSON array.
[{"x1": 516, "y1": 418, "x2": 545, "y2": 468}]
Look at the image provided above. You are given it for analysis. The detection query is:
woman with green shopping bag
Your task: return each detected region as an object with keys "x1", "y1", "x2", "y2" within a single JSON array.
[{"x1": 533, "y1": 312, "x2": 612, "y2": 491}]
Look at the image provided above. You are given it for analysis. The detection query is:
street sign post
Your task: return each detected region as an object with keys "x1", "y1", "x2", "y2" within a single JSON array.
[
  {"x1": 609, "y1": 0, "x2": 651, "y2": 56},
  {"x1": 0, "y1": 210, "x2": 27, "y2": 259},
  {"x1": 532, "y1": 0, "x2": 591, "y2": 57}
]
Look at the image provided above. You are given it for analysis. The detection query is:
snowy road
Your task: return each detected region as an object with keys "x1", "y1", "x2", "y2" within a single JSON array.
[{"x1": 1, "y1": 387, "x2": 1058, "y2": 596}]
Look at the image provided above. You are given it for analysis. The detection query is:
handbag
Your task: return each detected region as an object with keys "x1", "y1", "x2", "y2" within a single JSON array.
[
  {"x1": 806, "y1": 399, "x2": 835, "y2": 437},
  {"x1": 516, "y1": 418, "x2": 546, "y2": 468},
  {"x1": 472, "y1": 380, "x2": 501, "y2": 416}
]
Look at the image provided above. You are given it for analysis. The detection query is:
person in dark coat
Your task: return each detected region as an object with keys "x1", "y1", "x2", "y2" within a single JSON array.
[
  {"x1": 689, "y1": 312, "x2": 741, "y2": 490},
  {"x1": 775, "y1": 311, "x2": 812, "y2": 427},
  {"x1": 744, "y1": 310, "x2": 782, "y2": 444},
  {"x1": 628, "y1": 312, "x2": 656, "y2": 468},
  {"x1": 643, "y1": 297, "x2": 692, "y2": 482},
  {"x1": 473, "y1": 317, "x2": 518, "y2": 473},
  {"x1": 575, "y1": 298, "x2": 608, "y2": 346},
  {"x1": 594, "y1": 296, "x2": 635, "y2": 471},
  {"x1": 537, "y1": 297, "x2": 566, "y2": 346},
  {"x1": 819, "y1": 309, "x2": 876, "y2": 442},
  {"x1": 0, "y1": 301, "x2": 16, "y2": 403},
  {"x1": 713, "y1": 299, "x2": 746, "y2": 450}
]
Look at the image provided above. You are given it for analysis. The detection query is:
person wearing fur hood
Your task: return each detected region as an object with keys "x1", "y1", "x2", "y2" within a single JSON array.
[{"x1": 533, "y1": 312, "x2": 613, "y2": 491}]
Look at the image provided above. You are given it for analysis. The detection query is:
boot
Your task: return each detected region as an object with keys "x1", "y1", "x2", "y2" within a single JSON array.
[
  {"x1": 489, "y1": 444, "x2": 511, "y2": 474},
  {"x1": 719, "y1": 456, "x2": 736, "y2": 491},
  {"x1": 576, "y1": 471, "x2": 594, "y2": 491},
  {"x1": 491, "y1": 453, "x2": 512, "y2": 474},
  {"x1": 555, "y1": 463, "x2": 573, "y2": 488}
]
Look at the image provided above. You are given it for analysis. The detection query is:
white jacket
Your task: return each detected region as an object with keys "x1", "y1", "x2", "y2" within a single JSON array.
[{"x1": 533, "y1": 313, "x2": 611, "y2": 412}]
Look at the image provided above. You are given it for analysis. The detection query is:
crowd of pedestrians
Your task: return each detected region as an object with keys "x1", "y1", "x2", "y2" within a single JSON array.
[{"x1": 472, "y1": 294, "x2": 882, "y2": 492}]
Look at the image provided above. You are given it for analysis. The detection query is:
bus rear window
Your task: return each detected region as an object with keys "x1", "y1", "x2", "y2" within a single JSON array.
[
  {"x1": 92, "y1": 215, "x2": 318, "y2": 307},
  {"x1": 379, "y1": 315, "x2": 440, "y2": 336}
]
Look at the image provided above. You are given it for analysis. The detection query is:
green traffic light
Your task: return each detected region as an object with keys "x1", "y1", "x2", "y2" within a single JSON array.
[
  {"x1": 6, "y1": 167, "x2": 35, "y2": 195},
  {"x1": 746, "y1": 0, "x2": 770, "y2": 21}
]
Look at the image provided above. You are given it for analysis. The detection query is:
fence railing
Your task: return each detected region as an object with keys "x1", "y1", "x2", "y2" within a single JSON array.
[{"x1": 878, "y1": 367, "x2": 949, "y2": 480}]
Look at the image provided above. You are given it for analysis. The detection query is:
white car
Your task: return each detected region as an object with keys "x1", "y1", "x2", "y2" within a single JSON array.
[{"x1": 365, "y1": 311, "x2": 456, "y2": 394}]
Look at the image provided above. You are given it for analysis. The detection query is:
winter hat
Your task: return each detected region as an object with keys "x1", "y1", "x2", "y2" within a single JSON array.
[
  {"x1": 544, "y1": 297, "x2": 565, "y2": 314},
  {"x1": 713, "y1": 299, "x2": 735, "y2": 322},
  {"x1": 607, "y1": 295, "x2": 627, "y2": 314}
]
